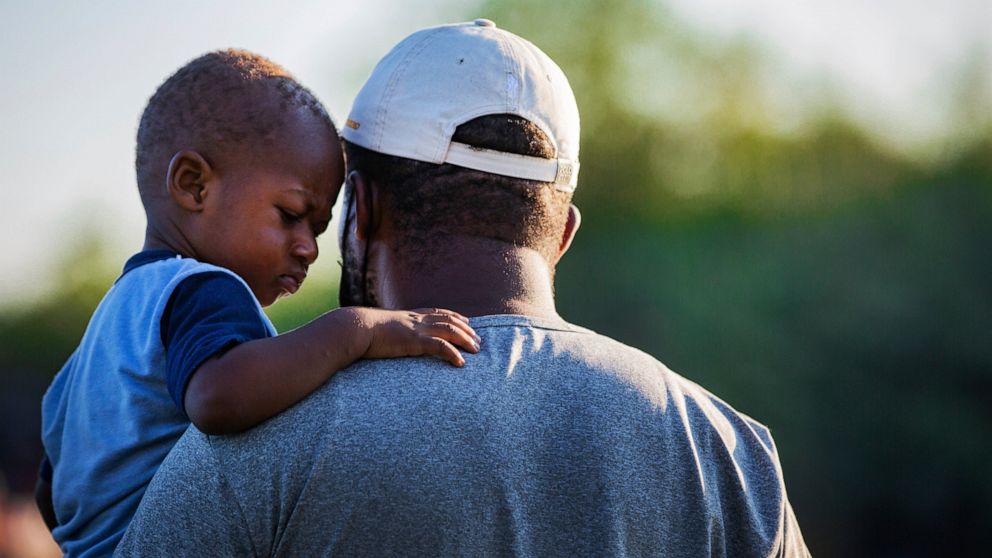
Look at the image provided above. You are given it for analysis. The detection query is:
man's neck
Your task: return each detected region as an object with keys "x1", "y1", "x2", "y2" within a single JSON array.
[{"x1": 374, "y1": 236, "x2": 560, "y2": 320}]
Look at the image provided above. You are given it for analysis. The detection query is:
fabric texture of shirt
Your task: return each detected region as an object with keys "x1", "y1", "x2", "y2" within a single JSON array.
[
  {"x1": 117, "y1": 314, "x2": 810, "y2": 557},
  {"x1": 41, "y1": 252, "x2": 275, "y2": 558},
  {"x1": 161, "y1": 269, "x2": 274, "y2": 412}
]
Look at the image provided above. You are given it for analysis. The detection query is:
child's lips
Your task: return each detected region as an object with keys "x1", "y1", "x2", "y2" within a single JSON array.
[{"x1": 279, "y1": 272, "x2": 306, "y2": 294}]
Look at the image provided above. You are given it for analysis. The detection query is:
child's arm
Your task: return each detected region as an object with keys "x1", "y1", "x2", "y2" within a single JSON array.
[{"x1": 184, "y1": 307, "x2": 479, "y2": 435}]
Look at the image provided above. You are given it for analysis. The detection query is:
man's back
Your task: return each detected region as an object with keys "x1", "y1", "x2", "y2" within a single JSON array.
[{"x1": 118, "y1": 315, "x2": 807, "y2": 557}]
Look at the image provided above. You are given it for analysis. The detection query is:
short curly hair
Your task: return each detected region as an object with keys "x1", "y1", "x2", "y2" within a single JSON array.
[
  {"x1": 343, "y1": 114, "x2": 573, "y2": 263},
  {"x1": 135, "y1": 49, "x2": 333, "y2": 204}
]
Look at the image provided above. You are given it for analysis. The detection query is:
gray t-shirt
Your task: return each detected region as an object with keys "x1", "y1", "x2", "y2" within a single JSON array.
[{"x1": 117, "y1": 314, "x2": 809, "y2": 557}]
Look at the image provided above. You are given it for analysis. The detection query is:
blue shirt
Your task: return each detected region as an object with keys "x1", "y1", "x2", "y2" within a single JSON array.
[{"x1": 41, "y1": 251, "x2": 276, "y2": 557}]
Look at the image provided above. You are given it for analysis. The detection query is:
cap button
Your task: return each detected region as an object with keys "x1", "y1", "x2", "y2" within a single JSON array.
[{"x1": 473, "y1": 18, "x2": 496, "y2": 28}]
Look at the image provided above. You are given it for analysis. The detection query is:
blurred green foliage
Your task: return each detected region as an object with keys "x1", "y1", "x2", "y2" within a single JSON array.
[{"x1": 2, "y1": 1, "x2": 989, "y2": 556}]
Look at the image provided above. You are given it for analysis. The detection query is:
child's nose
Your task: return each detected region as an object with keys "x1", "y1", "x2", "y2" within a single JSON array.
[{"x1": 292, "y1": 233, "x2": 319, "y2": 264}]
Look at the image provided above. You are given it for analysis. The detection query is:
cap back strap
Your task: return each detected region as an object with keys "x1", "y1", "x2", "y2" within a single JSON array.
[{"x1": 444, "y1": 142, "x2": 579, "y2": 192}]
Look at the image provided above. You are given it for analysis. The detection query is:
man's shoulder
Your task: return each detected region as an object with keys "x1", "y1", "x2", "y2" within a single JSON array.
[
  {"x1": 457, "y1": 315, "x2": 779, "y2": 457},
  {"x1": 262, "y1": 313, "x2": 753, "y2": 422},
  {"x1": 338, "y1": 313, "x2": 672, "y2": 386},
  {"x1": 283, "y1": 313, "x2": 767, "y2": 439}
]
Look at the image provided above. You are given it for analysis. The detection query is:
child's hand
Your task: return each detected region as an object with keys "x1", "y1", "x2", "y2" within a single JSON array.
[{"x1": 354, "y1": 307, "x2": 481, "y2": 367}]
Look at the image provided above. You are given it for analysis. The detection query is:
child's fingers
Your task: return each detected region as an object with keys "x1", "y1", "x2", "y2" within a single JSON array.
[
  {"x1": 422, "y1": 313, "x2": 480, "y2": 347},
  {"x1": 421, "y1": 321, "x2": 480, "y2": 353},
  {"x1": 414, "y1": 309, "x2": 478, "y2": 342},
  {"x1": 413, "y1": 307, "x2": 471, "y2": 325},
  {"x1": 419, "y1": 337, "x2": 465, "y2": 367}
]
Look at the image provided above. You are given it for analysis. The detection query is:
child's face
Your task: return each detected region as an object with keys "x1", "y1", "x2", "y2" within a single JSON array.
[{"x1": 194, "y1": 112, "x2": 343, "y2": 306}]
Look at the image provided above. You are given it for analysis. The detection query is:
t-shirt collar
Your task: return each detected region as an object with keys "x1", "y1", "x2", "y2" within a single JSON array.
[{"x1": 119, "y1": 249, "x2": 182, "y2": 280}]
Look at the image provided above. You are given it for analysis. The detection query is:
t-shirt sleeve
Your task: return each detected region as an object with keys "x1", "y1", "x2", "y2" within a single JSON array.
[{"x1": 161, "y1": 272, "x2": 272, "y2": 414}]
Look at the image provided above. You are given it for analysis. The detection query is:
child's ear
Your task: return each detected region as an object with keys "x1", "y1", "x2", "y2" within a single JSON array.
[{"x1": 166, "y1": 150, "x2": 213, "y2": 211}]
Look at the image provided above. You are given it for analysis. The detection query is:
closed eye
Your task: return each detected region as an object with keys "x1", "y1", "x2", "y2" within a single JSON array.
[{"x1": 278, "y1": 207, "x2": 302, "y2": 225}]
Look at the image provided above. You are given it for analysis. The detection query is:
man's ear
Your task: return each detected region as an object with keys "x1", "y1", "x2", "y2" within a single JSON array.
[
  {"x1": 554, "y1": 204, "x2": 582, "y2": 264},
  {"x1": 166, "y1": 150, "x2": 213, "y2": 211},
  {"x1": 347, "y1": 170, "x2": 380, "y2": 242}
]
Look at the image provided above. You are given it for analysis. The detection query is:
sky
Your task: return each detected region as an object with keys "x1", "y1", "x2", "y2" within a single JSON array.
[
  {"x1": 1, "y1": 0, "x2": 988, "y2": 304},
  {"x1": 670, "y1": 0, "x2": 990, "y2": 141}
]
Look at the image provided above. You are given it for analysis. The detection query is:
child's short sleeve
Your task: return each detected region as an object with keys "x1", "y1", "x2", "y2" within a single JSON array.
[{"x1": 161, "y1": 272, "x2": 273, "y2": 414}]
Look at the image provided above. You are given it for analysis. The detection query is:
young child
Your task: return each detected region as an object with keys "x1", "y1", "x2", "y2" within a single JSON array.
[{"x1": 36, "y1": 50, "x2": 480, "y2": 557}]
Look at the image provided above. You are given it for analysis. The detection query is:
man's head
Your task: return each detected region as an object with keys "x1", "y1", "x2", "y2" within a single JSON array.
[
  {"x1": 339, "y1": 21, "x2": 581, "y2": 309},
  {"x1": 137, "y1": 49, "x2": 343, "y2": 306}
]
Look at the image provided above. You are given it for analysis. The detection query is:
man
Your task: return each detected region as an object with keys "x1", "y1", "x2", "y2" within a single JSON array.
[{"x1": 117, "y1": 20, "x2": 809, "y2": 557}]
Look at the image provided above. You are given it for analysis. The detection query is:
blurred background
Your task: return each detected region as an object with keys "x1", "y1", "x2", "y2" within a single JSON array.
[{"x1": 1, "y1": 0, "x2": 989, "y2": 556}]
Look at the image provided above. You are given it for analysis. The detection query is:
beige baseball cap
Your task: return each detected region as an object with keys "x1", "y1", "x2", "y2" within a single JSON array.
[{"x1": 342, "y1": 19, "x2": 580, "y2": 192}]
